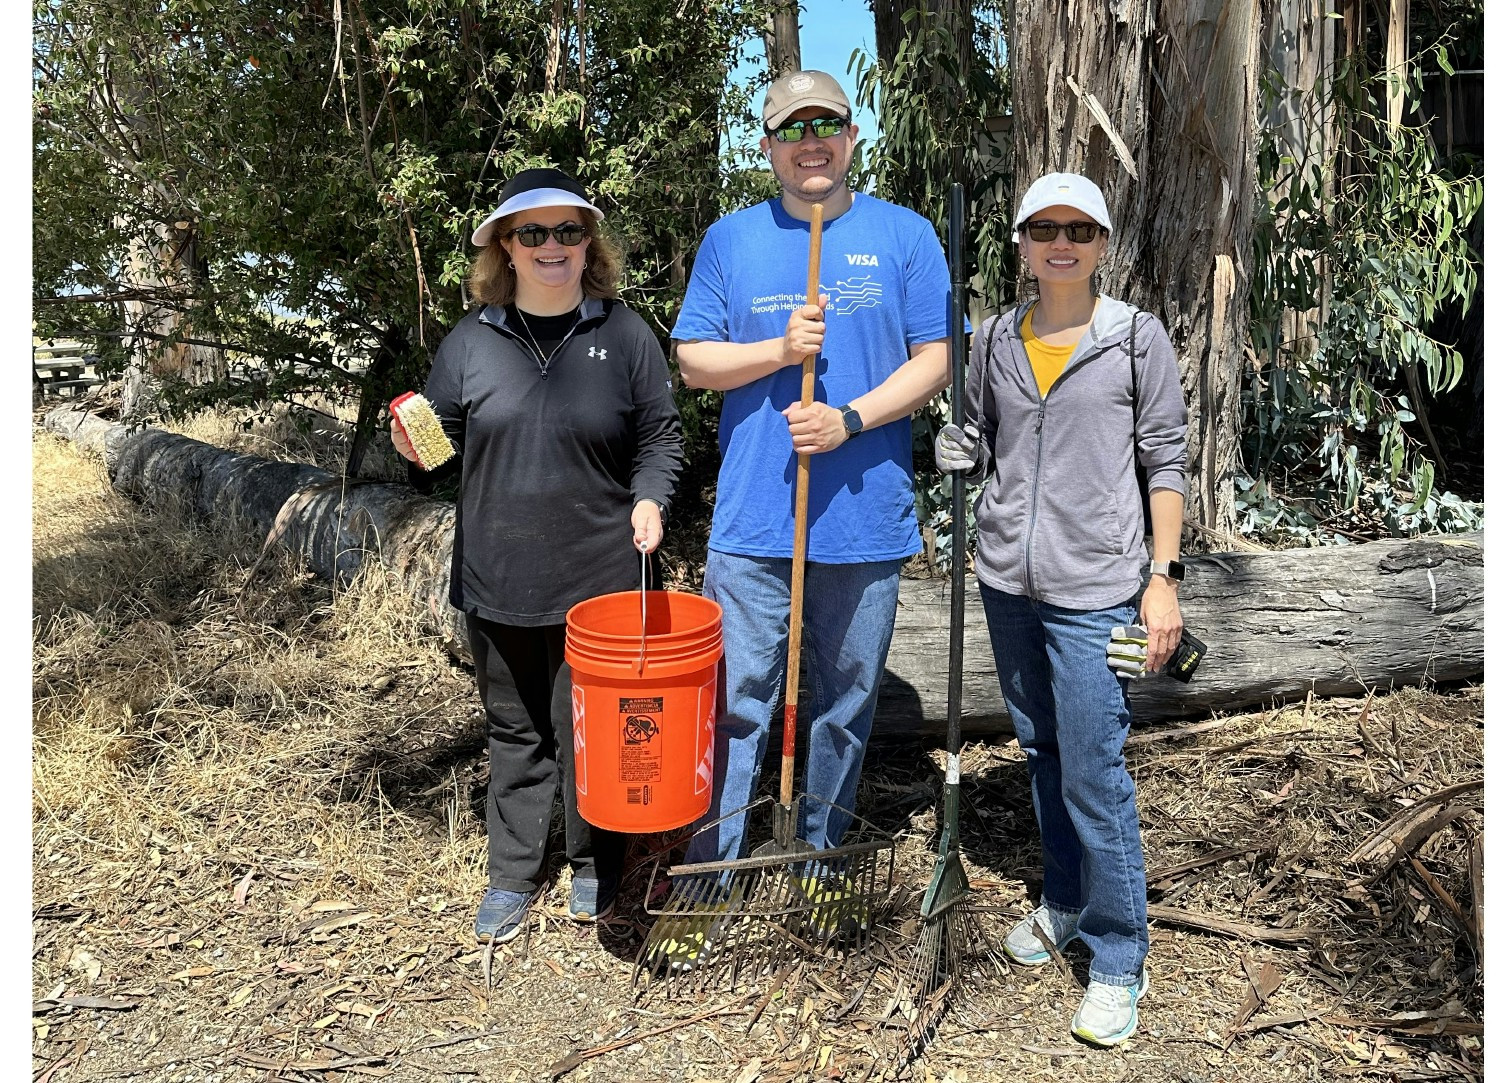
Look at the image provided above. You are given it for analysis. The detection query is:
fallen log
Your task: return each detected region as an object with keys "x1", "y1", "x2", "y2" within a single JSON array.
[
  {"x1": 43, "y1": 408, "x2": 1484, "y2": 738},
  {"x1": 880, "y1": 534, "x2": 1483, "y2": 734}
]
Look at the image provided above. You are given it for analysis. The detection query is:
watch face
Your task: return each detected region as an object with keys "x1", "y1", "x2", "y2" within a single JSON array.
[{"x1": 841, "y1": 406, "x2": 863, "y2": 435}]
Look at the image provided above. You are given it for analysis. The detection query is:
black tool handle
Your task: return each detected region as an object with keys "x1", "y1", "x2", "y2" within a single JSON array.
[{"x1": 945, "y1": 184, "x2": 967, "y2": 764}]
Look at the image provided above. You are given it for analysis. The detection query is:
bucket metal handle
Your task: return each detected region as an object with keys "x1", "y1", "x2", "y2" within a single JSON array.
[{"x1": 637, "y1": 542, "x2": 648, "y2": 675}]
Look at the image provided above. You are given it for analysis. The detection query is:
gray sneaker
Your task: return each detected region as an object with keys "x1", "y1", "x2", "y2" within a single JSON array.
[
  {"x1": 1002, "y1": 903, "x2": 1080, "y2": 965},
  {"x1": 1071, "y1": 970, "x2": 1149, "y2": 1046}
]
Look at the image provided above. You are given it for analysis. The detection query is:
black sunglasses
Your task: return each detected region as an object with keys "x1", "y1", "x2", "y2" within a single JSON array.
[
  {"x1": 1023, "y1": 219, "x2": 1105, "y2": 243},
  {"x1": 507, "y1": 222, "x2": 587, "y2": 247},
  {"x1": 769, "y1": 116, "x2": 849, "y2": 142}
]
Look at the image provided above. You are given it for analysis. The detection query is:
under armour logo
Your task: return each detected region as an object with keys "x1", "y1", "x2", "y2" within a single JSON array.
[{"x1": 588, "y1": 346, "x2": 607, "y2": 360}]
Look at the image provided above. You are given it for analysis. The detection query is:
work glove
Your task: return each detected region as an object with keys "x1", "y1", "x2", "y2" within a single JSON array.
[
  {"x1": 1107, "y1": 624, "x2": 1149, "y2": 679},
  {"x1": 935, "y1": 422, "x2": 981, "y2": 474}
]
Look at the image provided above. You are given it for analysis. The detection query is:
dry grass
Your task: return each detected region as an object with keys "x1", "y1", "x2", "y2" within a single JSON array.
[{"x1": 32, "y1": 419, "x2": 1483, "y2": 1083}]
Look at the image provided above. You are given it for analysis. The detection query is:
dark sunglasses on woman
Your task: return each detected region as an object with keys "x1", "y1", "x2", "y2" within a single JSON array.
[
  {"x1": 507, "y1": 222, "x2": 587, "y2": 247},
  {"x1": 1023, "y1": 220, "x2": 1105, "y2": 243},
  {"x1": 769, "y1": 116, "x2": 849, "y2": 142}
]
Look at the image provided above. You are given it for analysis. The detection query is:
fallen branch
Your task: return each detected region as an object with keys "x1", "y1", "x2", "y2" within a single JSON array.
[
  {"x1": 1408, "y1": 854, "x2": 1478, "y2": 946},
  {"x1": 1124, "y1": 717, "x2": 1237, "y2": 747},
  {"x1": 402, "y1": 1027, "x2": 506, "y2": 1054},
  {"x1": 547, "y1": 995, "x2": 755, "y2": 1079},
  {"x1": 1470, "y1": 829, "x2": 1484, "y2": 959},
  {"x1": 1322, "y1": 1009, "x2": 1481, "y2": 1037},
  {"x1": 234, "y1": 1052, "x2": 389, "y2": 1074},
  {"x1": 1147, "y1": 844, "x2": 1266, "y2": 887},
  {"x1": 33, "y1": 995, "x2": 141, "y2": 1013},
  {"x1": 1145, "y1": 904, "x2": 1314, "y2": 944},
  {"x1": 1349, "y1": 778, "x2": 1481, "y2": 879}
]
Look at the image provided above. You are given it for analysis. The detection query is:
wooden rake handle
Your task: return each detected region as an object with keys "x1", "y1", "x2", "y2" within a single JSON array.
[{"x1": 781, "y1": 202, "x2": 824, "y2": 808}]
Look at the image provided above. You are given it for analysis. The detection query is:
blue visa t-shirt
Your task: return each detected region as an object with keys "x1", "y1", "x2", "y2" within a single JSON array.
[{"x1": 672, "y1": 194, "x2": 951, "y2": 563}]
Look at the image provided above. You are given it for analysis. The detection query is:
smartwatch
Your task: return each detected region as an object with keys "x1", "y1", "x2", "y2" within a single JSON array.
[
  {"x1": 1150, "y1": 559, "x2": 1186, "y2": 583},
  {"x1": 838, "y1": 404, "x2": 864, "y2": 438}
]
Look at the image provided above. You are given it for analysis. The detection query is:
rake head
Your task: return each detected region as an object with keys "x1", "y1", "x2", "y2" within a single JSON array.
[
  {"x1": 885, "y1": 847, "x2": 1003, "y2": 1064},
  {"x1": 633, "y1": 795, "x2": 896, "y2": 996}
]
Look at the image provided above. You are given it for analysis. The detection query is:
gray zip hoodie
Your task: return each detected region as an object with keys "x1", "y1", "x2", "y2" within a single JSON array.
[{"x1": 963, "y1": 294, "x2": 1188, "y2": 610}]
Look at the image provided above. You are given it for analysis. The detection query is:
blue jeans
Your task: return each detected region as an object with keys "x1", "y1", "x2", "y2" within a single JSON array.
[
  {"x1": 978, "y1": 583, "x2": 1148, "y2": 986},
  {"x1": 684, "y1": 550, "x2": 904, "y2": 867}
]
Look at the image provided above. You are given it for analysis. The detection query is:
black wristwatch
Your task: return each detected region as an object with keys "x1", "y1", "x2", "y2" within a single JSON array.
[
  {"x1": 1150, "y1": 559, "x2": 1186, "y2": 583},
  {"x1": 838, "y1": 404, "x2": 864, "y2": 438}
]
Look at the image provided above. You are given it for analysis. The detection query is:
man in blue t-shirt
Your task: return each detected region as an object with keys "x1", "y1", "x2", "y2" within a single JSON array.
[{"x1": 670, "y1": 70, "x2": 952, "y2": 900}]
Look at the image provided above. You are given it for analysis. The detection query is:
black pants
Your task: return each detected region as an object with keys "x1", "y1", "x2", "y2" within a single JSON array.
[{"x1": 466, "y1": 614, "x2": 622, "y2": 893}]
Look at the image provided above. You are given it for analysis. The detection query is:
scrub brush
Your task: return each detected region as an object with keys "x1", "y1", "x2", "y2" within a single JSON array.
[{"x1": 390, "y1": 391, "x2": 456, "y2": 470}]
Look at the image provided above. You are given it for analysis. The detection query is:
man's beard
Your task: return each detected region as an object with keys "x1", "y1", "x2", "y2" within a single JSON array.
[{"x1": 773, "y1": 159, "x2": 850, "y2": 204}]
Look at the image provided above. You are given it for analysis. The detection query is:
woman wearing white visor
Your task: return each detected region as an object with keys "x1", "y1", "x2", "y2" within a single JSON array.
[
  {"x1": 937, "y1": 172, "x2": 1189, "y2": 1045},
  {"x1": 393, "y1": 167, "x2": 683, "y2": 944}
]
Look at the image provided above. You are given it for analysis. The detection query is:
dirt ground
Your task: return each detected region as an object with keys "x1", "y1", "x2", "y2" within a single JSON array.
[{"x1": 32, "y1": 420, "x2": 1483, "y2": 1083}]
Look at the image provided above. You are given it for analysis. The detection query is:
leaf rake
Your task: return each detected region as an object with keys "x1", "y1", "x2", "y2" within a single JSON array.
[{"x1": 888, "y1": 183, "x2": 999, "y2": 1059}]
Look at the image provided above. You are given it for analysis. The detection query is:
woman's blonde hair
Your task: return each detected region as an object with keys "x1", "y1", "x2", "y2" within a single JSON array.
[{"x1": 467, "y1": 211, "x2": 622, "y2": 306}]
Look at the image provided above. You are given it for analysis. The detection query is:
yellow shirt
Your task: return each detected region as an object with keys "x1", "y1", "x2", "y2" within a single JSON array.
[{"x1": 1021, "y1": 307, "x2": 1077, "y2": 398}]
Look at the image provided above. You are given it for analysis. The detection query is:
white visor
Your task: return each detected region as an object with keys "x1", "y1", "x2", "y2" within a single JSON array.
[{"x1": 471, "y1": 188, "x2": 603, "y2": 247}]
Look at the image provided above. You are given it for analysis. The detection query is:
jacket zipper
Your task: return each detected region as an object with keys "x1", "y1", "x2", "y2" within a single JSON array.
[
  {"x1": 1023, "y1": 398, "x2": 1046, "y2": 599},
  {"x1": 487, "y1": 314, "x2": 590, "y2": 380},
  {"x1": 1016, "y1": 340, "x2": 1106, "y2": 601}
]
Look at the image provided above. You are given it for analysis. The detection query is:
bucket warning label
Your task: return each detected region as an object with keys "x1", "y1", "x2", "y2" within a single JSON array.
[{"x1": 619, "y1": 696, "x2": 664, "y2": 783}]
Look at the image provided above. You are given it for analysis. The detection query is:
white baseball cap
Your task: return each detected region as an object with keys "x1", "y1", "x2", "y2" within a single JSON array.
[
  {"x1": 471, "y1": 167, "x2": 604, "y2": 247},
  {"x1": 1011, "y1": 172, "x2": 1112, "y2": 242}
]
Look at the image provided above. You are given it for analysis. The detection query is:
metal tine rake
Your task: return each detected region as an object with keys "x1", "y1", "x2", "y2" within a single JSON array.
[
  {"x1": 633, "y1": 202, "x2": 894, "y2": 993},
  {"x1": 634, "y1": 796, "x2": 895, "y2": 995},
  {"x1": 889, "y1": 184, "x2": 1001, "y2": 1059}
]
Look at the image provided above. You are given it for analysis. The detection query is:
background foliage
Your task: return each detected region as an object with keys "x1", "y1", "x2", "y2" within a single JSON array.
[
  {"x1": 1245, "y1": 11, "x2": 1483, "y2": 543},
  {"x1": 33, "y1": 0, "x2": 1483, "y2": 550},
  {"x1": 34, "y1": 0, "x2": 770, "y2": 472}
]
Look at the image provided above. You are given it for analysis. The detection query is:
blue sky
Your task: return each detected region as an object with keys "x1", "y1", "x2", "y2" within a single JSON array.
[
  {"x1": 792, "y1": 0, "x2": 880, "y2": 134},
  {"x1": 726, "y1": 0, "x2": 880, "y2": 151}
]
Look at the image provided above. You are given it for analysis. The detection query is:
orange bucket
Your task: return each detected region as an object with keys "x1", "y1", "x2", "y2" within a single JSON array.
[{"x1": 565, "y1": 589, "x2": 722, "y2": 833}]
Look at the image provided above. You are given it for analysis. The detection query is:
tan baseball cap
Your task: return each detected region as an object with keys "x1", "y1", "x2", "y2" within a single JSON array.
[{"x1": 762, "y1": 69, "x2": 851, "y2": 130}]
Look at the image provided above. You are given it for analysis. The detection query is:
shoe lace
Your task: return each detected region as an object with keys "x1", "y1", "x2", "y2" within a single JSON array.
[
  {"x1": 1083, "y1": 982, "x2": 1134, "y2": 1011},
  {"x1": 1027, "y1": 904, "x2": 1065, "y2": 939}
]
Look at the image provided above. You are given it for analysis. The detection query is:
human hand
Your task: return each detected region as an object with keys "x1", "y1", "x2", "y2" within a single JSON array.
[
  {"x1": 1139, "y1": 576, "x2": 1184, "y2": 671},
  {"x1": 632, "y1": 499, "x2": 663, "y2": 553},
  {"x1": 935, "y1": 422, "x2": 980, "y2": 473},
  {"x1": 390, "y1": 416, "x2": 417, "y2": 462},
  {"x1": 780, "y1": 295, "x2": 828, "y2": 367},
  {"x1": 782, "y1": 400, "x2": 847, "y2": 455}
]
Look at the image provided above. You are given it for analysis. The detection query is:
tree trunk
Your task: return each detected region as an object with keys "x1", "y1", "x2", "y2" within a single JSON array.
[
  {"x1": 762, "y1": 1, "x2": 801, "y2": 76},
  {"x1": 346, "y1": 323, "x2": 409, "y2": 478},
  {"x1": 1262, "y1": 0, "x2": 1338, "y2": 364},
  {"x1": 44, "y1": 408, "x2": 1484, "y2": 740},
  {"x1": 869, "y1": 0, "x2": 978, "y2": 191},
  {"x1": 111, "y1": 51, "x2": 225, "y2": 420},
  {"x1": 1010, "y1": 0, "x2": 1259, "y2": 537}
]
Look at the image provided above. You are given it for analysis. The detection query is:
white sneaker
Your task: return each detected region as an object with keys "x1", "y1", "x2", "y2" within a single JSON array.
[
  {"x1": 1071, "y1": 970, "x2": 1149, "y2": 1046},
  {"x1": 1002, "y1": 903, "x2": 1080, "y2": 965}
]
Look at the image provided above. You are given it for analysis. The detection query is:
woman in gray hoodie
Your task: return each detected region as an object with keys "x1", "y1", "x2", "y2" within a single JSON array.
[{"x1": 936, "y1": 172, "x2": 1188, "y2": 1047}]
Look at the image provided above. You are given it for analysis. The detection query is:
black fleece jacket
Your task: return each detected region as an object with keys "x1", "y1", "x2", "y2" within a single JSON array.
[{"x1": 420, "y1": 296, "x2": 683, "y2": 625}]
